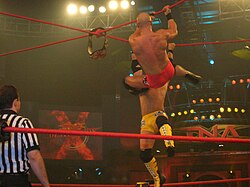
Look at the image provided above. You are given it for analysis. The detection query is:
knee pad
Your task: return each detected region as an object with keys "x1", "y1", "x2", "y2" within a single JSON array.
[
  {"x1": 140, "y1": 149, "x2": 153, "y2": 163},
  {"x1": 156, "y1": 116, "x2": 171, "y2": 129}
]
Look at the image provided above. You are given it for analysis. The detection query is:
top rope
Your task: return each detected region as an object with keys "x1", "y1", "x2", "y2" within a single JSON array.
[{"x1": 3, "y1": 127, "x2": 250, "y2": 144}]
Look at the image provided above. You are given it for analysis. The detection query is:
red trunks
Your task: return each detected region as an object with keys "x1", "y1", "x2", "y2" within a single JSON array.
[{"x1": 144, "y1": 62, "x2": 175, "y2": 88}]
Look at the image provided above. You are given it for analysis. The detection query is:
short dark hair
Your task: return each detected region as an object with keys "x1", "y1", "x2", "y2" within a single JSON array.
[{"x1": 0, "y1": 85, "x2": 19, "y2": 110}]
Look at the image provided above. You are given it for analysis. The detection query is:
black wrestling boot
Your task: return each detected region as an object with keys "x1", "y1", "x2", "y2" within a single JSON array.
[
  {"x1": 166, "y1": 146, "x2": 175, "y2": 157},
  {"x1": 160, "y1": 174, "x2": 166, "y2": 187},
  {"x1": 185, "y1": 72, "x2": 202, "y2": 85}
]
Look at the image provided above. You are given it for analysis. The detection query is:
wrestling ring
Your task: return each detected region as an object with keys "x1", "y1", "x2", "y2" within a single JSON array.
[{"x1": 0, "y1": 0, "x2": 250, "y2": 186}]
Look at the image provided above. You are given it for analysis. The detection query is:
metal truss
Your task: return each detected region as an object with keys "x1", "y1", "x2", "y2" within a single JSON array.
[
  {"x1": 0, "y1": 11, "x2": 136, "y2": 37},
  {"x1": 165, "y1": 75, "x2": 250, "y2": 125},
  {"x1": 218, "y1": 0, "x2": 250, "y2": 21}
]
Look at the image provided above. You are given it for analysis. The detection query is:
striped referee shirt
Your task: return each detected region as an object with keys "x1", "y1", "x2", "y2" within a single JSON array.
[{"x1": 0, "y1": 110, "x2": 40, "y2": 174}]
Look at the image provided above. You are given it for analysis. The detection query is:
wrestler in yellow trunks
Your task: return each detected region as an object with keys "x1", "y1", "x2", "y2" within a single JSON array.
[{"x1": 140, "y1": 111, "x2": 174, "y2": 147}]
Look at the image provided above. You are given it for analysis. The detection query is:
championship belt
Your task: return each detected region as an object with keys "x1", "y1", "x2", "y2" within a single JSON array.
[{"x1": 88, "y1": 27, "x2": 108, "y2": 60}]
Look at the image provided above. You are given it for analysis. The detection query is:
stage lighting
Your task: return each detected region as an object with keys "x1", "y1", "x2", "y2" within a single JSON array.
[
  {"x1": 183, "y1": 111, "x2": 188, "y2": 115},
  {"x1": 169, "y1": 85, "x2": 174, "y2": 90},
  {"x1": 131, "y1": 1, "x2": 136, "y2": 6},
  {"x1": 217, "y1": 114, "x2": 222, "y2": 118},
  {"x1": 201, "y1": 116, "x2": 206, "y2": 120},
  {"x1": 241, "y1": 109, "x2": 246, "y2": 113},
  {"x1": 239, "y1": 79, "x2": 244, "y2": 83},
  {"x1": 190, "y1": 109, "x2": 195, "y2": 114},
  {"x1": 88, "y1": 5, "x2": 95, "y2": 12},
  {"x1": 227, "y1": 107, "x2": 232, "y2": 112},
  {"x1": 216, "y1": 97, "x2": 220, "y2": 102},
  {"x1": 121, "y1": 0, "x2": 130, "y2": 9},
  {"x1": 209, "y1": 115, "x2": 215, "y2": 120},
  {"x1": 247, "y1": 78, "x2": 250, "y2": 83},
  {"x1": 67, "y1": 3, "x2": 78, "y2": 15},
  {"x1": 176, "y1": 84, "x2": 181, "y2": 90},
  {"x1": 208, "y1": 98, "x2": 213, "y2": 103},
  {"x1": 99, "y1": 6, "x2": 106, "y2": 13},
  {"x1": 194, "y1": 116, "x2": 198, "y2": 121},
  {"x1": 231, "y1": 80, "x2": 236, "y2": 85},
  {"x1": 219, "y1": 107, "x2": 224, "y2": 113},
  {"x1": 79, "y1": 6, "x2": 88, "y2": 14},
  {"x1": 178, "y1": 112, "x2": 182, "y2": 116},
  {"x1": 234, "y1": 108, "x2": 238, "y2": 113},
  {"x1": 170, "y1": 113, "x2": 175, "y2": 117},
  {"x1": 109, "y1": 0, "x2": 118, "y2": 10},
  {"x1": 192, "y1": 99, "x2": 196, "y2": 104},
  {"x1": 209, "y1": 59, "x2": 215, "y2": 65},
  {"x1": 200, "y1": 98, "x2": 204, "y2": 103}
]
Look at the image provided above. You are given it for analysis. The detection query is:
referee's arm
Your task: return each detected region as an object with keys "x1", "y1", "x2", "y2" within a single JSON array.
[{"x1": 28, "y1": 150, "x2": 50, "y2": 187}]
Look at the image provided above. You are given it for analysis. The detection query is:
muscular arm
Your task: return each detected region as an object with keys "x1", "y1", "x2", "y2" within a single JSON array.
[
  {"x1": 157, "y1": 5, "x2": 178, "y2": 40},
  {"x1": 167, "y1": 19, "x2": 178, "y2": 39},
  {"x1": 28, "y1": 150, "x2": 50, "y2": 187}
]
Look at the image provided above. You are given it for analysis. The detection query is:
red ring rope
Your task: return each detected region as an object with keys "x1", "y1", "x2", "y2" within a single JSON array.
[
  {"x1": 3, "y1": 127, "x2": 250, "y2": 144},
  {"x1": 32, "y1": 177, "x2": 250, "y2": 186},
  {"x1": 176, "y1": 39, "x2": 250, "y2": 47},
  {"x1": 0, "y1": 0, "x2": 189, "y2": 56}
]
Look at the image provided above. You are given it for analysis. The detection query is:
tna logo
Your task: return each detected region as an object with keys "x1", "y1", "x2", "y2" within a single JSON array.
[{"x1": 177, "y1": 124, "x2": 249, "y2": 138}]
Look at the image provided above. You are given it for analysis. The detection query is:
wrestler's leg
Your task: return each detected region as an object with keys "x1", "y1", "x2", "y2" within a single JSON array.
[
  {"x1": 140, "y1": 131, "x2": 165, "y2": 187},
  {"x1": 125, "y1": 75, "x2": 148, "y2": 89},
  {"x1": 156, "y1": 116, "x2": 175, "y2": 157}
]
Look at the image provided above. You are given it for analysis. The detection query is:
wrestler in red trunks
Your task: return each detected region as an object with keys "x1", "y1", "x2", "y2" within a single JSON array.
[
  {"x1": 144, "y1": 61, "x2": 175, "y2": 88},
  {"x1": 124, "y1": 6, "x2": 178, "y2": 92}
]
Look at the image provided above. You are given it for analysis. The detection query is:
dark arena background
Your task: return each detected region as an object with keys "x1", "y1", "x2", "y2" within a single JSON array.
[{"x1": 0, "y1": 0, "x2": 250, "y2": 186}]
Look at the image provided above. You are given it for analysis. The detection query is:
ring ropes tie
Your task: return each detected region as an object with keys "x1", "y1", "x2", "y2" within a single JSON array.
[{"x1": 0, "y1": 0, "x2": 188, "y2": 57}]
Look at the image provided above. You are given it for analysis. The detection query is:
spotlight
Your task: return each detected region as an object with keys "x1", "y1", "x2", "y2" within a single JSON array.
[
  {"x1": 209, "y1": 115, "x2": 215, "y2": 120},
  {"x1": 227, "y1": 107, "x2": 232, "y2": 112},
  {"x1": 234, "y1": 108, "x2": 238, "y2": 113},
  {"x1": 192, "y1": 99, "x2": 196, "y2": 104},
  {"x1": 231, "y1": 80, "x2": 236, "y2": 85},
  {"x1": 247, "y1": 78, "x2": 250, "y2": 83},
  {"x1": 67, "y1": 3, "x2": 78, "y2": 15},
  {"x1": 239, "y1": 79, "x2": 244, "y2": 83},
  {"x1": 208, "y1": 98, "x2": 213, "y2": 103},
  {"x1": 178, "y1": 112, "x2": 182, "y2": 116},
  {"x1": 217, "y1": 114, "x2": 222, "y2": 118},
  {"x1": 88, "y1": 5, "x2": 95, "y2": 12},
  {"x1": 216, "y1": 97, "x2": 220, "y2": 102},
  {"x1": 121, "y1": 0, "x2": 130, "y2": 9},
  {"x1": 194, "y1": 116, "x2": 198, "y2": 120},
  {"x1": 190, "y1": 109, "x2": 195, "y2": 114},
  {"x1": 201, "y1": 116, "x2": 206, "y2": 120},
  {"x1": 109, "y1": 0, "x2": 118, "y2": 10},
  {"x1": 79, "y1": 6, "x2": 88, "y2": 14},
  {"x1": 170, "y1": 113, "x2": 175, "y2": 117},
  {"x1": 209, "y1": 59, "x2": 215, "y2": 65},
  {"x1": 169, "y1": 85, "x2": 174, "y2": 90},
  {"x1": 200, "y1": 98, "x2": 204, "y2": 103},
  {"x1": 99, "y1": 6, "x2": 106, "y2": 13},
  {"x1": 219, "y1": 107, "x2": 224, "y2": 113},
  {"x1": 183, "y1": 111, "x2": 188, "y2": 115},
  {"x1": 176, "y1": 84, "x2": 181, "y2": 90},
  {"x1": 131, "y1": 0, "x2": 136, "y2": 6},
  {"x1": 241, "y1": 109, "x2": 245, "y2": 113}
]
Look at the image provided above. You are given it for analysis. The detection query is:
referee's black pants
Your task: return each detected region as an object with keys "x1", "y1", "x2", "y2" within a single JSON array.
[{"x1": 0, "y1": 174, "x2": 32, "y2": 187}]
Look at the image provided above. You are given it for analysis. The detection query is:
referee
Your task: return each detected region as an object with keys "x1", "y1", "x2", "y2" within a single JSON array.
[{"x1": 0, "y1": 85, "x2": 50, "y2": 187}]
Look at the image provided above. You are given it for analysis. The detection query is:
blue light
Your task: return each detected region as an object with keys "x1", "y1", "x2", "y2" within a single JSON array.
[
  {"x1": 129, "y1": 73, "x2": 134, "y2": 77},
  {"x1": 209, "y1": 59, "x2": 215, "y2": 65}
]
